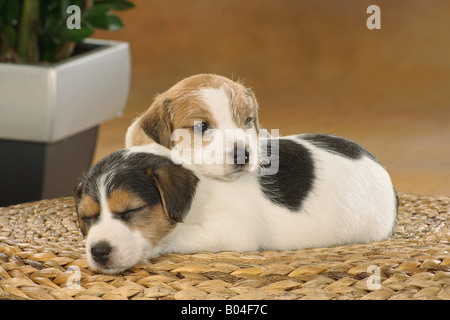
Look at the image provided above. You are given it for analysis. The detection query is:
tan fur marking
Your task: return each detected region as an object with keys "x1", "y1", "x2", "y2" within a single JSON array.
[
  {"x1": 78, "y1": 195, "x2": 100, "y2": 218},
  {"x1": 146, "y1": 169, "x2": 169, "y2": 217},
  {"x1": 225, "y1": 85, "x2": 257, "y2": 129},
  {"x1": 140, "y1": 97, "x2": 173, "y2": 148},
  {"x1": 108, "y1": 189, "x2": 146, "y2": 215},
  {"x1": 136, "y1": 74, "x2": 260, "y2": 149},
  {"x1": 77, "y1": 195, "x2": 100, "y2": 236},
  {"x1": 127, "y1": 118, "x2": 154, "y2": 147},
  {"x1": 130, "y1": 203, "x2": 175, "y2": 245},
  {"x1": 106, "y1": 188, "x2": 175, "y2": 244}
]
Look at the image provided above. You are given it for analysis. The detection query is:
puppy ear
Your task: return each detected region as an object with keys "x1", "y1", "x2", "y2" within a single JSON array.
[
  {"x1": 246, "y1": 89, "x2": 261, "y2": 134},
  {"x1": 147, "y1": 160, "x2": 198, "y2": 223},
  {"x1": 73, "y1": 181, "x2": 83, "y2": 207},
  {"x1": 73, "y1": 181, "x2": 87, "y2": 236},
  {"x1": 141, "y1": 97, "x2": 173, "y2": 148}
]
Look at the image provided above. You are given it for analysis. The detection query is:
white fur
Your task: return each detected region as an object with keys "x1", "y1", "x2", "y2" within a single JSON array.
[
  {"x1": 201, "y1": 87, "x2": 236, "y2": 131},
  {"x1": 179, "y1": 87, "x2": 258, "y2": 179},
  {"x1": 139, "y1": 135, "x2": 396, "y2": 257},
  {"x1": 88, "y1": 135, "x2": 397, "y2": 273},
  {"x1": 200, "y1": 87, "x2": 258, "y2": 164},
  {"x1": 85, "y1": 176, "x2": 152, "y2": 274},
  {"x1": 125, "y1": 86, "x2": 259, "y2": 180},
  {"x1": 125, "y1": 118, "x2": 141, "y2": 149}
]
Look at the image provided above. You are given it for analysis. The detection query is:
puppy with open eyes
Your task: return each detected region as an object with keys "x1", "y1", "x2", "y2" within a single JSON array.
[
  {"x1": 75, "y1": 135, "x2": 398, "y2": 274},
  {"x1": 125, "y1": 74, "x2": 261, "y2": 180}
]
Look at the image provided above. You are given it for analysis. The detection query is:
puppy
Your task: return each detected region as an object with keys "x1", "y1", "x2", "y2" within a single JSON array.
[
  {"x1": 75, "y1": 134, "x2": 398, "y2": 274},
  {"x1": 125, "y1": 74, "x2": 261, "y2": 180}
]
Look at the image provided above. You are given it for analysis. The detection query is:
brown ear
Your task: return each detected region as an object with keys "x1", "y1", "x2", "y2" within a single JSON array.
[
  {"x1": 73, "y1": 181, "x2": 87, "y2": 236},
  {"x1": 73, "y1": 181, "x2": 83, "y2": 207},
  {"x1": 147, "y1": 160, "x2": 199, "y2": 223},
  {"x1": 141, "y1": 97, "x2": 173, "y2": 148}
]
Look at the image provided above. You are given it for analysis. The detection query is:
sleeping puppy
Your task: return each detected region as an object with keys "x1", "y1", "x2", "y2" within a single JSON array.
[
  {"x1": 74, "y1": 134, "x2": 398, "y2": 274},
  {"x1": 125, "y1": 74, "x2": 261, "y2": 180}
]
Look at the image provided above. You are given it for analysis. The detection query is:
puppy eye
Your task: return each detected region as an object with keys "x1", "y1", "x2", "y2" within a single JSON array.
[
  {"x1": 244, "y1": 117, "x2": 254, "y2": 128},
  {"x1": 81, "y1": 214, "x2": 98, "y2": 225},
  {"x1": 118, "y1": 207, "x2": 145, "y2": 222},
  {"x1": 192, "y1": 121, "x2": 210, "y2": 134}
]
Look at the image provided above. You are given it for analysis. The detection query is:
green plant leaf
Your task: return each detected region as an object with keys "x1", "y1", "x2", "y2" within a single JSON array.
[
  {"x1": 40, "y1": 39, "x2": 59, "y2": 62},
  {"x1": 84, "y1": 12, "x2": 124, "y2": 30},
  {"x1": 1, "y1": 0, "x2": 135, "y2": 63},
  {"x1": 84, "y1": 5, "x2": 115, "y2": 20},
  {"x1": 1, "y1": 0, "x2": 20, "y2": 25},
  {"x1": 83, "y1": 0, "x2": 134, "y2": 22},
  {"x1": 58, "y1": 23, "x2": 95, "y2": 42},
  {"x1": 94, "y1": 0, "x2": 135, "y2": 11},
  {"x1": 60, "y1": 0, "x2": 71, "y2": 18},
  {"x1": 4, "y1": 25, "x2": 16, "y2": 46},
  {"x1": 42, "y1": 11, "x2": 61, "y2": 33}
]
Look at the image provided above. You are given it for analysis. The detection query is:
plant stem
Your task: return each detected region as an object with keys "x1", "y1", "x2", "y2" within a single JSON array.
[
  {"x1": 17, "y1": 0, "x2": 39, "y2": 63},
  {"x1": 0, "y1": 32, "x2": 21, "y2": 63},
  {"x1": 84, "y1": 0, "x2": 94, "y2": 12},
  {"x1": 55, "y1": 41, "x2": 76, "y2": 62},
  {"x1": 31, "y1": 0, "x2": 40, "y2": 62},
  {"x1": 17, "y1": 0, "x2": 32, "y2": 62}
]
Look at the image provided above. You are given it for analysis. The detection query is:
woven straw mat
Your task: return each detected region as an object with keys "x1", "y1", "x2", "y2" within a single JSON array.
[{"x1": 0, "y1": 193, "x2": 449, "y2": 300}]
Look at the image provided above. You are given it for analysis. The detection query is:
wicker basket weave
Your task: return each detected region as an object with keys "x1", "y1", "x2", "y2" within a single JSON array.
[{"x1": 0, "y1": 193, "x2": 448, "y2": 300}]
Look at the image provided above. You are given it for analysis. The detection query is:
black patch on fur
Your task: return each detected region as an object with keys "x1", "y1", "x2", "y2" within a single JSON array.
[
  {"x1": 147, "y1": 156, "x2": 200, "y2": 223},
  {"x1": 393, "y1": 186, "x2": 399, "y2": 216},
  {"x1": 76, "y1": 151, "x2": 128, "y2": 205},
  {"x1": 106, "y1": 152, "x2": 164, "y2": 207},
  {"x1": 259, "y1": 138, "x2": 315, "y2": 212},
  {"x1": 301, "y1": 133, "x2": 379, "y2": 163}
]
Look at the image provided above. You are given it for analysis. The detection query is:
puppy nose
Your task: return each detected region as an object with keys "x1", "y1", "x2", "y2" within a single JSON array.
[
  {"x1": 234, "y1": 144, "x2": 250, "y2": 165},
  {"x1": 91, "y1": 241, "x2": 112, "y2": 265}
]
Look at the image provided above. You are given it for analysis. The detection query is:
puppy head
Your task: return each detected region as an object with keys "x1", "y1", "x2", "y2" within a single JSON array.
[
  {"x1": 74, "y1": 150, "x2": 198, "y2": 274},
  {"x1": 138, "y1": 74, "x2": 260, "y2": 180}
]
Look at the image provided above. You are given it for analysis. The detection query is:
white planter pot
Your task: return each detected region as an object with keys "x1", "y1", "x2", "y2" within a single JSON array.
[
  {"x1": 0, "y1": 38, "x2": 130, "y2": 143},
  {"x1": 0, "y1": 39, "x2": 130, "y2": 206}
]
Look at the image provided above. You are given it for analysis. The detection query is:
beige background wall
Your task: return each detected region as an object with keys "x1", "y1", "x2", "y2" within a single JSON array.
[{"x1": 93, "y1": 0, "x2": 450, "y2": 196}]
